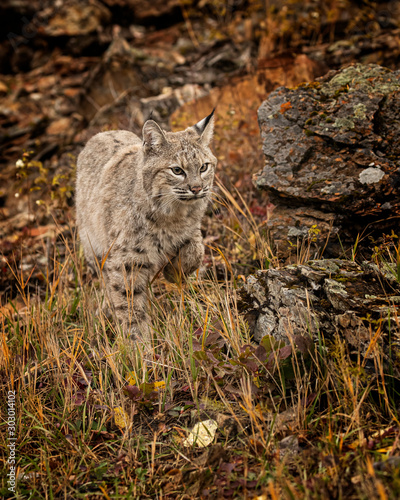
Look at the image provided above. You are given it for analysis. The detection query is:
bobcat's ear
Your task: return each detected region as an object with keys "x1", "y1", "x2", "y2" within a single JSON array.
[
  {"x1": 142, "y1": 120, "x2": 167, "y2": 152},
  {"x1": 193, "y1": 109, "x2": 215, "y2": 146}
]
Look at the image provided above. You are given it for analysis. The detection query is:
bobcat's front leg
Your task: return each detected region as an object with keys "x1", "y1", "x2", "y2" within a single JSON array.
[
  {"x1": 104, "y1": 256, "x2": 153, "y2": 338},
  {"x1": 163, "y1": 232, "x2": 204, "y2": 283}
]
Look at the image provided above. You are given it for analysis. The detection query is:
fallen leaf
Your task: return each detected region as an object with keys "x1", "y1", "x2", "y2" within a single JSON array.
[
  {"x1": 183, "y1": 419, "x2": 218, "y2": 448},
  {"x1": 154, "y1": 381, "x2": 166, "y2": 391},
  {"x1": 377, "y1": 446, "x2": 394, "y2": 453},
  {"x1": 126, "y1": 372, "x2": 137, "y2": 386},
  {"x1": 114, "y1": 407, "x2": 130, "y2": 430},
  {"x1": 124, "y1": 385, "x2": 141, "y2": 400},
  {"x1": 0, "y1": 80, "x2": 8, "y2": 94}
]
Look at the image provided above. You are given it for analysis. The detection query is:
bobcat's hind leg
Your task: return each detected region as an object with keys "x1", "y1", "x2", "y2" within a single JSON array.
[{"x1": 104, "y1": 258, "x2": 153, "y2": 339}]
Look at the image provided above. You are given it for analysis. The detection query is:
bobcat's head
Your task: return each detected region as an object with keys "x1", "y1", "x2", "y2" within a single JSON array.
[{"x1": 141, "y1": 110, "x2": 217, "y2": 213}]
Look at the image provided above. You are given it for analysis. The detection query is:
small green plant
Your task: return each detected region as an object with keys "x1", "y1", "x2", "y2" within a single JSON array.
[
  {"x1": 372, "y1": 232, "x2": 400, "y2": 283},
  {"x1": 15, "y1": 150, "x2": 76, "y2": 210}
]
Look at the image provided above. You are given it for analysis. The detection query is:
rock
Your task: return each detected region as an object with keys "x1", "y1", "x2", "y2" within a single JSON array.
[
  {"x1": 140, "y1": 84, "x2": 209, "y2": 129},
  {"x1": 264, "y1": 204, "x2": 340, "y2": 263},
  {"x1": 84, "y1": 83, "x2": 209, "y2": 138},
  {"x1": 278, "y1": 435, "x2": 300, "y2": 460},
  {"x1": 79, "y1": 33, "x2": 148, "y2": 123},
  {"x1": 256, "y1": 64, "x2": 400, "y2": 260},
  {"x1": 238, "y1": 259, "x2": 400, "y2": 360},
  {"x1": 101, "y1": 0, "x2": 181, "y2": 24},
  {"x1": 79, "y1": 30, "x2": 180, "y2": 125},
  {"x1": 172, "y1": 54, "x2": 323, "y2": 130},
  {"x1": 308, "y1": 30, "x2": 400, "y2": 71},
  {"x1": 258, "y1": 1, "x2": 400, "y2": 71},
  {"x1": 43, "y1": 1, "x2": 111, "y2": 37}
]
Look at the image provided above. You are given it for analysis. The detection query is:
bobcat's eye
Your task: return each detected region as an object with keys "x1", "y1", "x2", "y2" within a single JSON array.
[
  {"x1": 200, "y1": 163, "x2": 209, "y2": 173},
  {"x1": 171, "y1": 166, "x2": 185, "y2": 176}
]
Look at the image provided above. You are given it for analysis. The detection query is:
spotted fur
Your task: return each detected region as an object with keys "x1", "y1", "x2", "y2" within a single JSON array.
[{"x1": 75, "y1": 112, "x2": 216, "y2": 337}]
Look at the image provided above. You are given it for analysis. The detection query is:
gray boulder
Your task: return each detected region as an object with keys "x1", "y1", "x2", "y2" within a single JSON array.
[
  {"x1": 256, "y1": 64, "x2": 400, "y2": 260},
  {"x1": 239, "y1": 259, "x2": 400, "y2": 360}
]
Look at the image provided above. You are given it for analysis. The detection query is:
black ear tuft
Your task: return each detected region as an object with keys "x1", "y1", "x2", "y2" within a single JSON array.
[
  {"x1": 193, "y1": 108, "x2": 215, "y2": 146},
  {"x1": 194, "y1": 108, "x2": 215, "y2": 135}
]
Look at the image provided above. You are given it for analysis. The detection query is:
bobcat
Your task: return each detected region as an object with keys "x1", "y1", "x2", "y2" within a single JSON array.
[{"x1": 75, "y1": 110, "x2": 216, "y2": 337}]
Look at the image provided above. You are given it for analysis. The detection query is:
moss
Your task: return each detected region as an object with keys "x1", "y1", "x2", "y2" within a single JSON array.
[
  {"x1": 304, "y1": 129, "x2": 314, "y2": 136},
  {"x1": 325, "y1": 117, "x2": 333, "y2": 123},
  {"x1": 305, "y1": 118, "x2": 314, "y2": 125},
  {"x1": 331, "y1": 275, "x2": 358, "y2": 283},
  {"x1": 319, "y1": 64, "x2": 400, "y2": 99},
  {"x1": 306, "y1": 179, "x2": 326, "y2": 192},
  {"x1": 334, "y1": 87, "x2": 348, "y2": 98},
  {"x1": 303, "y1": 81, "x2": 321, "y2": 90}
]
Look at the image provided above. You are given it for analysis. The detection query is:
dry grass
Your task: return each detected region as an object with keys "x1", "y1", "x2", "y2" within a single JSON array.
[
  {"x1": 1, "y1": 95, "x2": 400, "y2": 499},
  {"x1": 1, "y1": 180, "x2": 400, "y2": 499}
]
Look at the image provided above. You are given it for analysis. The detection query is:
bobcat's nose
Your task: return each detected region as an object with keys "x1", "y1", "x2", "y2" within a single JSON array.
[{"x1": 189, "y1": 185, "x2": 202, "y2": 195}]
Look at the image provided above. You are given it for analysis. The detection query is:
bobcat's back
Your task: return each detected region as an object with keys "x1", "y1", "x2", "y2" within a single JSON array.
[{"x1": 76, "y1": 130, "x2": 142, "y2": 262}]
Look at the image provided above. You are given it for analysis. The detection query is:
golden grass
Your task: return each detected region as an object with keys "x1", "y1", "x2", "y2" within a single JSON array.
[{"x1": 1, "y1": 182, "x2": 400, "y2": 499}]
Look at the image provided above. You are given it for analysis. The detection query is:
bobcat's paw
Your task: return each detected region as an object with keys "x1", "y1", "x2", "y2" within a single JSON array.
[{"x1": 163, "y1": 261, "x2": 182, "y2": 284}]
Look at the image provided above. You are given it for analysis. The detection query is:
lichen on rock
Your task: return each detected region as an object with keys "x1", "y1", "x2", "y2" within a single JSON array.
[
  {"x1": 359, "y1": 167, "x2": 385, "y2": 184},
  {"x1": 239, "y1": 259, "x2": 400, "y2": 363},
  {"x1": 256, "y1": 63, "x2": 400, "y2": 261}
]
